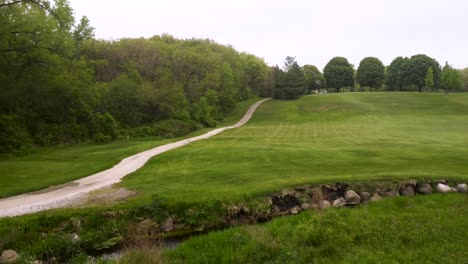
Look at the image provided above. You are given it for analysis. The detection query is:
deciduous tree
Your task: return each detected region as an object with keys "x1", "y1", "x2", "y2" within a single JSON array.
[
  {"x1": 440, "y1": 63, "x2": 463, "y2": 94},
  {"x1": 303, "y1": 65, "x2": 324, "y2": 93},
  {"x1": 401, "y1": 54, "x2": 441, "y2": 93},
  {"x1": 323, "y1": 57, "x2": 354, "y2": 92},
  {"x1": 356, "y1": 57, "x2": 385, "y2": 92}
]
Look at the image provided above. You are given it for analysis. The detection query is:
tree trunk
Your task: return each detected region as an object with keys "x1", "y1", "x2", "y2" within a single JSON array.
[
  {"x1": 445, "y1": 87, "x2": 448, "y2": 95},
  {"x1": 370, "y1": 86, "x2": 372, "y2": 92},
  {"x1": 418, "y1": 86, "x2": 422, "y2": 93}
]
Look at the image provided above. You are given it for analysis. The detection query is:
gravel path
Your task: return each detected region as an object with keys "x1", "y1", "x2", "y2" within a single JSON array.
[{"x1": 0, "y1": 99, "x2": 270, "y2": 218}]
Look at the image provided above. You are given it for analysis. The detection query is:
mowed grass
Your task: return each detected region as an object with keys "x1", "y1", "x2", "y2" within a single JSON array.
[
  {"x1": 164, "y1": 194, "x2": 468, "y2": 264},
  {"x1": 122, "y1": 93, "x2": 468, "y2": 202},
  {"x1": 0, "y1": 98, "x2": 260, "y2": 198}
]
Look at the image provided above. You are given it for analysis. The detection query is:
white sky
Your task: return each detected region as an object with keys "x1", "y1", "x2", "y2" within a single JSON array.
[{"x1": 69, "y1": 0, "x2": 468, "y2": 70}]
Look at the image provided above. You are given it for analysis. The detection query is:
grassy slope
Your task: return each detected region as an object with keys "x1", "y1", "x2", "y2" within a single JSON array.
[
  {"x1": 0, "y1": 98, "x2": 260, "y2": 198},
  {"x1": 122, "y1": 93, "x2": 468, "y2": 203},
  {"x1": 165, "y1": 194, "x2": 468, "y2": 264}
]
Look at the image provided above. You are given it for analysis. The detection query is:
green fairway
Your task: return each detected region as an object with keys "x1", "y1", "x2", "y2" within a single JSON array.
[
  {"x1": 122, "y1": 93, "x2": 468, "y2": 202},
  {"x1": 164, "y1": 194, "x2": 468, "y2": 263},
  {"x1": 0, "y1": 98, "x2": 260, "y2": 198}
]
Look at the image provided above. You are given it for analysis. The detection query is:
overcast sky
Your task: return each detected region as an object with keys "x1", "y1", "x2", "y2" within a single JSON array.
[{"x1": 69, "y1": 0, "x2": 468, "y2": 70}]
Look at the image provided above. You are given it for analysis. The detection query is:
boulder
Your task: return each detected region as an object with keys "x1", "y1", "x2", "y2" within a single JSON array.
[
  {"x1": 370, "y1": 194, "x2": 382, "y2": 202},
  {"x1": 360, "y1": 192, "x2": 371, "y2": 203},
  {"x1": 0, "y1": 250, "x2": 20, "y2": 263},
  {"x1": 320, "y1": 200, "x2": 331, "y2": 209},
  {"x1": 399, "y1": 185, "x2": 415, "y2": 196},
  {"x1": 161, "y1": 217, "x2": 174, "y2": 232},
  {"x1": 332, "y1": 198, "x2": 346, "y2": 207},
  {"x1": 402, "y1": 179, "x2": 418, "y2": 187},
  {"x1": 382, "y1": 190, "x2": 398, "y2": 197},
  {"x1": 450, "y1": 187, "x2": 457, "y2": 192},
  {"x1": 435, "y1": 179, "x2": 448, "y2": 185},
  {"x1": 300, "y1": 203, "x2": 312, "y2": 210},
  {"x1": 136, "y1": 219, "x2": 156, "y2": 233},
  {"x1": 289, "y1": 206, "x2": 302, "y2": 214},
  {"x1": 344, "y1": 190, "x2": 361, "y2": 205},
  {"x1": 456, "y1": 183, "x2": 467, "y2": 193},
  {"x1": 417, "y1": 183, "x2": 432, "y2": 195},
  {"x1": 436, "y1": 183, "x2": 451, "y2": 193}
]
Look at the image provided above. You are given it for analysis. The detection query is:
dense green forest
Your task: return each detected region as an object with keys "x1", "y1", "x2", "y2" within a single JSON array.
[
  {"x1": 1, "y1": 0, "x2": 467, "y2": 153},
  {"x1": 0, "y1": 0, "x2": 273, "y2": 152}
]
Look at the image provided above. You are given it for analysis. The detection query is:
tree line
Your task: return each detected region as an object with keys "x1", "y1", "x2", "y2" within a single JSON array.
[
  {"x1": 273, "y1": 55, "x2": 467, "y2": 99},
  {"x1": 0, "y1": 0, "x2": 273, "y2": 152}
]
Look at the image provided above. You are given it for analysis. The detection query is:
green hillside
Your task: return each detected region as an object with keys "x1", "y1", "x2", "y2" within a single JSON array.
[{"x1": 122, "y1": 93, "x2": 468, "y2": 202}]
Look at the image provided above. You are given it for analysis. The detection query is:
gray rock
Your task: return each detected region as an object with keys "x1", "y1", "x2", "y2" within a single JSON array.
[
  {"x1": 300, "y1": 203, "x2": 312, "y2": 210},
  {"x1": 399, "y1": 185, "x2": 415, "y2": 196},
  {"x1": 436, "y1": 183, "x2": 451, "y2": 193},
  {"x1": 456, "y1": 183, "x2": 467, "y2": 193},
  {"x1": 450, "y1": 187, "x2": 457, "y2": 192},
  {"x1": 360, "y1": 192, "x2": 371, "y2": 203},
  {"x1": 382, "y1": 190, "x2": 398, "y2": 197},
  {"x1": 370, "y1": 194, "x2": 382, "y2": 202},
  {"x1": 417, "y1": 183, "x2": 432, "y2": 195},
  {"x1": 0, "y1": 250, "x2": 20, "y2": 263},
  {"x1": 332, "y1": 198, "x2": 346, "y2": 207},
  {"x1": 320, "y1": 200, "x2": 331, "y2": 209},
  {"x1": 272, "y1": 205, "x2": 281, "y2": 214},
  {"x1": 345, "y1": 190, "x2": 361, "y2": 205},
  {"x1": 161, "y1": 217, "x2": 174, "y2": 232},
  {"x1": 435, "y1": 179, "x2": 448, "y2": 185},
  {"x1": 137, "y1": 219, "x2": 155, "y2": 232},
  {"x1": 289, "y1": 206, "x2": 302, "y2": 214},
  {"x1": 403, "y1": 179, "x2": 418, "y2": 187}
]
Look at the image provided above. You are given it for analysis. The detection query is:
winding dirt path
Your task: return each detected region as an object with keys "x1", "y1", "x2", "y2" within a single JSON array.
[{"x1": 0, "y1": 99, "x2": 270, "y2": 218}]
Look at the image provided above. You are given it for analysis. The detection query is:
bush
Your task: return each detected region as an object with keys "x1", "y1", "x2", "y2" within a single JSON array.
[
  {"x1": 92, "y1": 112, "x2": 119, "y2": 142},
  {"x1": 0, "y1": 114, "x2": 32, "y2": 153},
  {"x1": 93, "y1": 133, "x2": 112, "y2": 144},
  {"x1": 152, "y1": 119, "x2": 198, "y2": 138},
  {"x1": 126, "y1": 119, "x2": 198, "y2": 139}
]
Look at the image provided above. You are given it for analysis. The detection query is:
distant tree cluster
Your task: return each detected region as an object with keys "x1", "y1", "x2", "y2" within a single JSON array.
[
  {"x1": 0, "y1": 0, "x2": 273, "y2": 152},
  {"x1": 272, "y1": 54, "x2": 467, "y2": 98},
  {"x1": 321, "y1": 54, "x2": 465, "y2": 93}
]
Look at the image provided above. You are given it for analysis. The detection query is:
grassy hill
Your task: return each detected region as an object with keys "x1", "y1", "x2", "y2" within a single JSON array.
[
  {"x1": 0, "y1": 98, "x2": 260, "y2": 198},
  {"x1": 122, "y1": 93, "x2": 468, "y2": 202}
]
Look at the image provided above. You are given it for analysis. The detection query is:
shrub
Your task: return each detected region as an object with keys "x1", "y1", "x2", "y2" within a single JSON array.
[
  {"x1": 93, "y1": 133, "x2": 112, "y2": 144},
  {"x1": 0, "y1": 114, "x2": 32, "y2": 153}
]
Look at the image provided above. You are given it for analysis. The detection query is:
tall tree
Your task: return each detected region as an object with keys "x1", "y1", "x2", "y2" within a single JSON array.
[
  {"x1": 440, "y1": 63, "x2": 463, "y2": 94},
  {"x1": 273, "y1": 57, "x2": 305, "y2": 99},
  {"x1": 424, "y1": 67, "x2": 434, "y2": 92},
  {"x1": 460, "y1": 68, "x2": 468, "y2": 92},
  {"x1": 303, "y1": 65, "x2": 324, "y2": 93},
  {"x1": 401, "y1": 54, "x2": 441, "y2": 93},
  {"x1": 386, "y1": 57, "x2": 408, "y2": 91},
  {"x1": 323, "y1": 57, "x2": 354, "y2": 92},
  {"x1": 356, "y1": 57, "x2": 385, "y2": 92}
]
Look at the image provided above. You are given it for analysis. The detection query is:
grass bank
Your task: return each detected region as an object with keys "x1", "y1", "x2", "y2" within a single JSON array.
[
  {"x1": 121, "y1": 93, "x2": 468, "y2": 203},
  {"x1": 163, "y1": 194, "x2": 467, "y2": 264},
  {"x1": 0, "y1": 98, "x2": 260, "y2": 198}
]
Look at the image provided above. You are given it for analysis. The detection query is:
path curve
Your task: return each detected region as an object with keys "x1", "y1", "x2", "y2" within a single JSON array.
[{"x1": 0, "y1": 98, "x2": 270, "y2": 218}]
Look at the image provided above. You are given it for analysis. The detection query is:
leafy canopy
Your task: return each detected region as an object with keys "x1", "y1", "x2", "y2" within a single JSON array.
[
  {"x1": 356, "y1": 57, "x2": 385, "y2": 91},
  {"x1": 323, "y1": 57, "x2": 354, "y2": 92}
]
